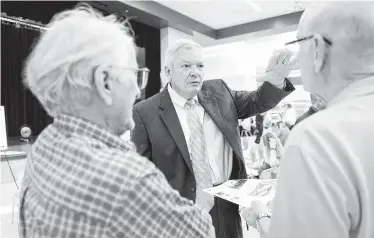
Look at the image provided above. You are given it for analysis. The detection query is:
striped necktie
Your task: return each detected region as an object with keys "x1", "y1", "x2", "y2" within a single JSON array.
[{"x1": 185, "y1": 98, "x2": 214, "y2": 212}]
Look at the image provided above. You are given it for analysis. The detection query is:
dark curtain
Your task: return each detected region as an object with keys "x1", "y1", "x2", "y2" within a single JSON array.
[
  {"x1": 1, "y1": 1, "x2": 78, "y2": 25},
  {"x1": 1, "y1": 25, "x2": 52, "y2": 138},
  {"x1": 1, "y1": 1, "x2": 161, "y2": 137},
  {"x1": 1, "y1": 1, "x2": 79, "y2": 138}
]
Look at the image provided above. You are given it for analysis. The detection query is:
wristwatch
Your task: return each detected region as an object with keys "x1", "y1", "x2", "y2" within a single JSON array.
[
  {"x1": 257, "y1": 212, "x2": 271, "y2": 220},
  {"x1": 256, "y1": 212, "x2": 272, "y2": 234}
]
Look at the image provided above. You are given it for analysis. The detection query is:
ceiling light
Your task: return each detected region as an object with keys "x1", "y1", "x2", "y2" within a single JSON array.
[{"x1": 244, "y1": 0, "x2": 262, "y2": 12}]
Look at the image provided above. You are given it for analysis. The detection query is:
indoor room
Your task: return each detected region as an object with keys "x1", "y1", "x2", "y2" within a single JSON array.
[{"x1": 1, "y1": 1, "x2": 373, "y2": 238}]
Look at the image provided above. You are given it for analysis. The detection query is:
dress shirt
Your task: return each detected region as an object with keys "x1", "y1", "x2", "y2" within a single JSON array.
[
  {"x1": 267, "y1": 76, "x2": 374, "y2": 238},
  {"x1": 168, "y1": 84, "x2": 233, "y2": 184},
  {"x1": 19, "y1": 114, "x2": 213, "y2": 238}
]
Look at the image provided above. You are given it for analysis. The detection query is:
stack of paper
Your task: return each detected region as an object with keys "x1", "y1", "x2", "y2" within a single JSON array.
[{"x1": 204, "y1": 179, "x2": 276, "y2": 208}]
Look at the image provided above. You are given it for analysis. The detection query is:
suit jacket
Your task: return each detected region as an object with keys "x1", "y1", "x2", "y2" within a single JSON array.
[{"x1": 131, "y1": 79, "x2": 294, "y2": 238}]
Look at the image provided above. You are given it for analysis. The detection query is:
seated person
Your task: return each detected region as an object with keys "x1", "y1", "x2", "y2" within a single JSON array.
[
  {"x1": 248, "y1": 132, "x2": 283, "y2": 179},
  {"x1": 271, "y1": 122, "x2": 290, "y2": 146},
  {"x1": 241, "y1": 117, "x2": 255, "y2": 136}
]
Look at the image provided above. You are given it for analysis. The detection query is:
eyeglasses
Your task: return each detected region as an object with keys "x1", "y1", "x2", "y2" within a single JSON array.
[
  {"x1": 122, "y1": 67, "x2": 150, "y2": 90},
  {"x1": 94, "y1": 67, "x2": 150, "y2": 90},
  {"x1": 134, "y1": 67, "x2": 150, "y2": 90},
  {"x1": 285, "y1": 35, "x2": 333, "y2": 52}
]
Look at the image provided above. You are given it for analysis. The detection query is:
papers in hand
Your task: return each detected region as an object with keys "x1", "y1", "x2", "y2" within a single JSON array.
[{"x1": 204, "y1": 179, "x2": 276, "y2": 208}]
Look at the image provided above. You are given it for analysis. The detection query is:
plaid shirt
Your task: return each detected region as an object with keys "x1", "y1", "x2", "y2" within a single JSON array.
[{"x1": 19, "y1": 114, "x2": 213, "y2": 238}]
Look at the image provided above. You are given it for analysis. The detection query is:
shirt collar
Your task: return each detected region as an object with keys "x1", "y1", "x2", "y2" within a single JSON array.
[
  {"x1": 167, "y1": 83, "x2": 198, "y2": 108},
  {"x1": 53, "y1": 114, "x2": 135, "y2": 152},
  {"x1": 329, "y1": 75, "x2": 374, "y2": 107}
]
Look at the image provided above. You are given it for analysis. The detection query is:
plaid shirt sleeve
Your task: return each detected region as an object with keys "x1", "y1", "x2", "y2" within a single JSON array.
[{"x1": 108, "y1": 170, "x2": 215, "y2": 238}]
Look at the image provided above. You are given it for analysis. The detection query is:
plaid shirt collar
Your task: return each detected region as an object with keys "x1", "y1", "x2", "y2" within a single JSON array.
[{"x1": 53, "y1": 114, "x2": 135, "y2": 152}]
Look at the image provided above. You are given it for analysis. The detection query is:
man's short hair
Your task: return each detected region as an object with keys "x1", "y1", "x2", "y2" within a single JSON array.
[{"x1": 164, "y1": 39, "x2": 202, "y2": 70}]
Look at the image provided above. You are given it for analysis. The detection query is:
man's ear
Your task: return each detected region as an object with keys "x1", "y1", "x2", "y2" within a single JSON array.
[
  {"x1": 93, "y1": 65, "x2": 113, "y2": 106},
  {"x1": 164, "y1": 66, "x2": 172, "y2": 78},
  {"x1": 313, "y1": 34, "x2": 328, "y2": 74}
]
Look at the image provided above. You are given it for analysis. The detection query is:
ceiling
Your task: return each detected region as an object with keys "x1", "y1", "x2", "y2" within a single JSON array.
[
  {"x1": 156, "y1": 0, "x2": 312, "y2": 30},
  {"x1": 93, "y1": 1, "x2": 311, "y2": 42}
]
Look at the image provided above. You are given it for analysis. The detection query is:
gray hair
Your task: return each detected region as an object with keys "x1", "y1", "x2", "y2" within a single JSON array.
[
  {"x1": 23, "y1": 4, "x2": 135, "y2": 117},
  {"x1": 163, "y1": 39, "x2": 202, "y2": 71}
]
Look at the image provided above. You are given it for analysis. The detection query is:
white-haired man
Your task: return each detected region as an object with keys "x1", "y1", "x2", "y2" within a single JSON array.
[
  {"x1": 131, "y1": 38, "x2": 295, "y2": 238},
  {"x1": 244, "y1": 2, "x2": 374, "y2": 238},
  {"x1": 19, "y1": 6, "x2": 215, "y2": 238}
]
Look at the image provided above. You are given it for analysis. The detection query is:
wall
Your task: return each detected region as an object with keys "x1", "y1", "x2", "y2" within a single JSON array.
[
  {"x1": 203, "y1": 41, "x2": 256, "y2": 90},
  {"x1": 160, "y1": 28, "x2": 257, "y2": 91},
  {"x1": 160, "y1": 27, "x2": 194, "y2": 88},
  {"x1": 202, "y1": 30, "x2": 310, "y2": 103}
]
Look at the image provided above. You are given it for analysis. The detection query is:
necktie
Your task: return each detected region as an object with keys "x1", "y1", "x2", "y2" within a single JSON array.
[{"x1": 185, "y1": 98, "x2": 214, "y2": 212}]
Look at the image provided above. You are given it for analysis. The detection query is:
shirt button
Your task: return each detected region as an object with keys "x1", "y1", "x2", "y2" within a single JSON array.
[{"x1": 191, "y1": 187, "x2": 196, "y2": 192}]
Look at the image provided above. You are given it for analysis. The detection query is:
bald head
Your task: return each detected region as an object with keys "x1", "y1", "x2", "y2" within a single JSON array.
[
  {"x1": 299, "y1": 2, "x2": 374, "y2": 65},
  {"x1": 297, "y1": 3, "x2": 374, "y2": 102}
]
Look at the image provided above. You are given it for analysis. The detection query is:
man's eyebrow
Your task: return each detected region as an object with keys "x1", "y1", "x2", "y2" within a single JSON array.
[{"x1": 179, "y1": 60, "x2": 204, "y2": 64}]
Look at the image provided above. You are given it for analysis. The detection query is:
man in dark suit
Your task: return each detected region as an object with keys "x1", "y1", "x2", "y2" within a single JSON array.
[{"x1": 131, "y1": 39, "x2": 295, "y2": 238}]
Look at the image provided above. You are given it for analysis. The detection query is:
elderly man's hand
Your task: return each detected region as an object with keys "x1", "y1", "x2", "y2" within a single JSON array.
[
  {"x1": 241, "y1": 206, "x2": 258, "y2": 228},
  {"x1": 264, "y1": 48, "x2": 295, "y2": 88},
  {"x1": 241, "y1": 200, "x2": 270, "y2": 228}
]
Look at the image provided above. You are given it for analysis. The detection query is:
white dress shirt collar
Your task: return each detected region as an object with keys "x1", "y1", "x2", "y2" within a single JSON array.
[{"x1": 168, "y1": 83, "x2": 199, "y2": 107}]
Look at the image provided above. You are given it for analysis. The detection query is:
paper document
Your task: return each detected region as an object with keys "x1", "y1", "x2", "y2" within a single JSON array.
[{"x1": 204, "y1": 179, "x2": 276, "y2": 208}]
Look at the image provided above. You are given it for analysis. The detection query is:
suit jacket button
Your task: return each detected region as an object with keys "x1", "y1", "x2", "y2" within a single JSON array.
[{"x1": 191, "y1": 187, "x2": 196, "y2": 192}]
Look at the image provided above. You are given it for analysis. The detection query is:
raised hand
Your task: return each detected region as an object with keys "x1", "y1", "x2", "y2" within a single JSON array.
[{"x1": 264, "y1": 48, "x2": 295, "y2": 88}]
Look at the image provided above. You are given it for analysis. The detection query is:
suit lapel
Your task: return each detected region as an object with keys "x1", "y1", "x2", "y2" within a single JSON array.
[
  {"x1": 159, "y1": 87, "x2": 194, "y2": 174},
  {"x1": 198, "y1": 89, "x2": 243, "y2": 160}
]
